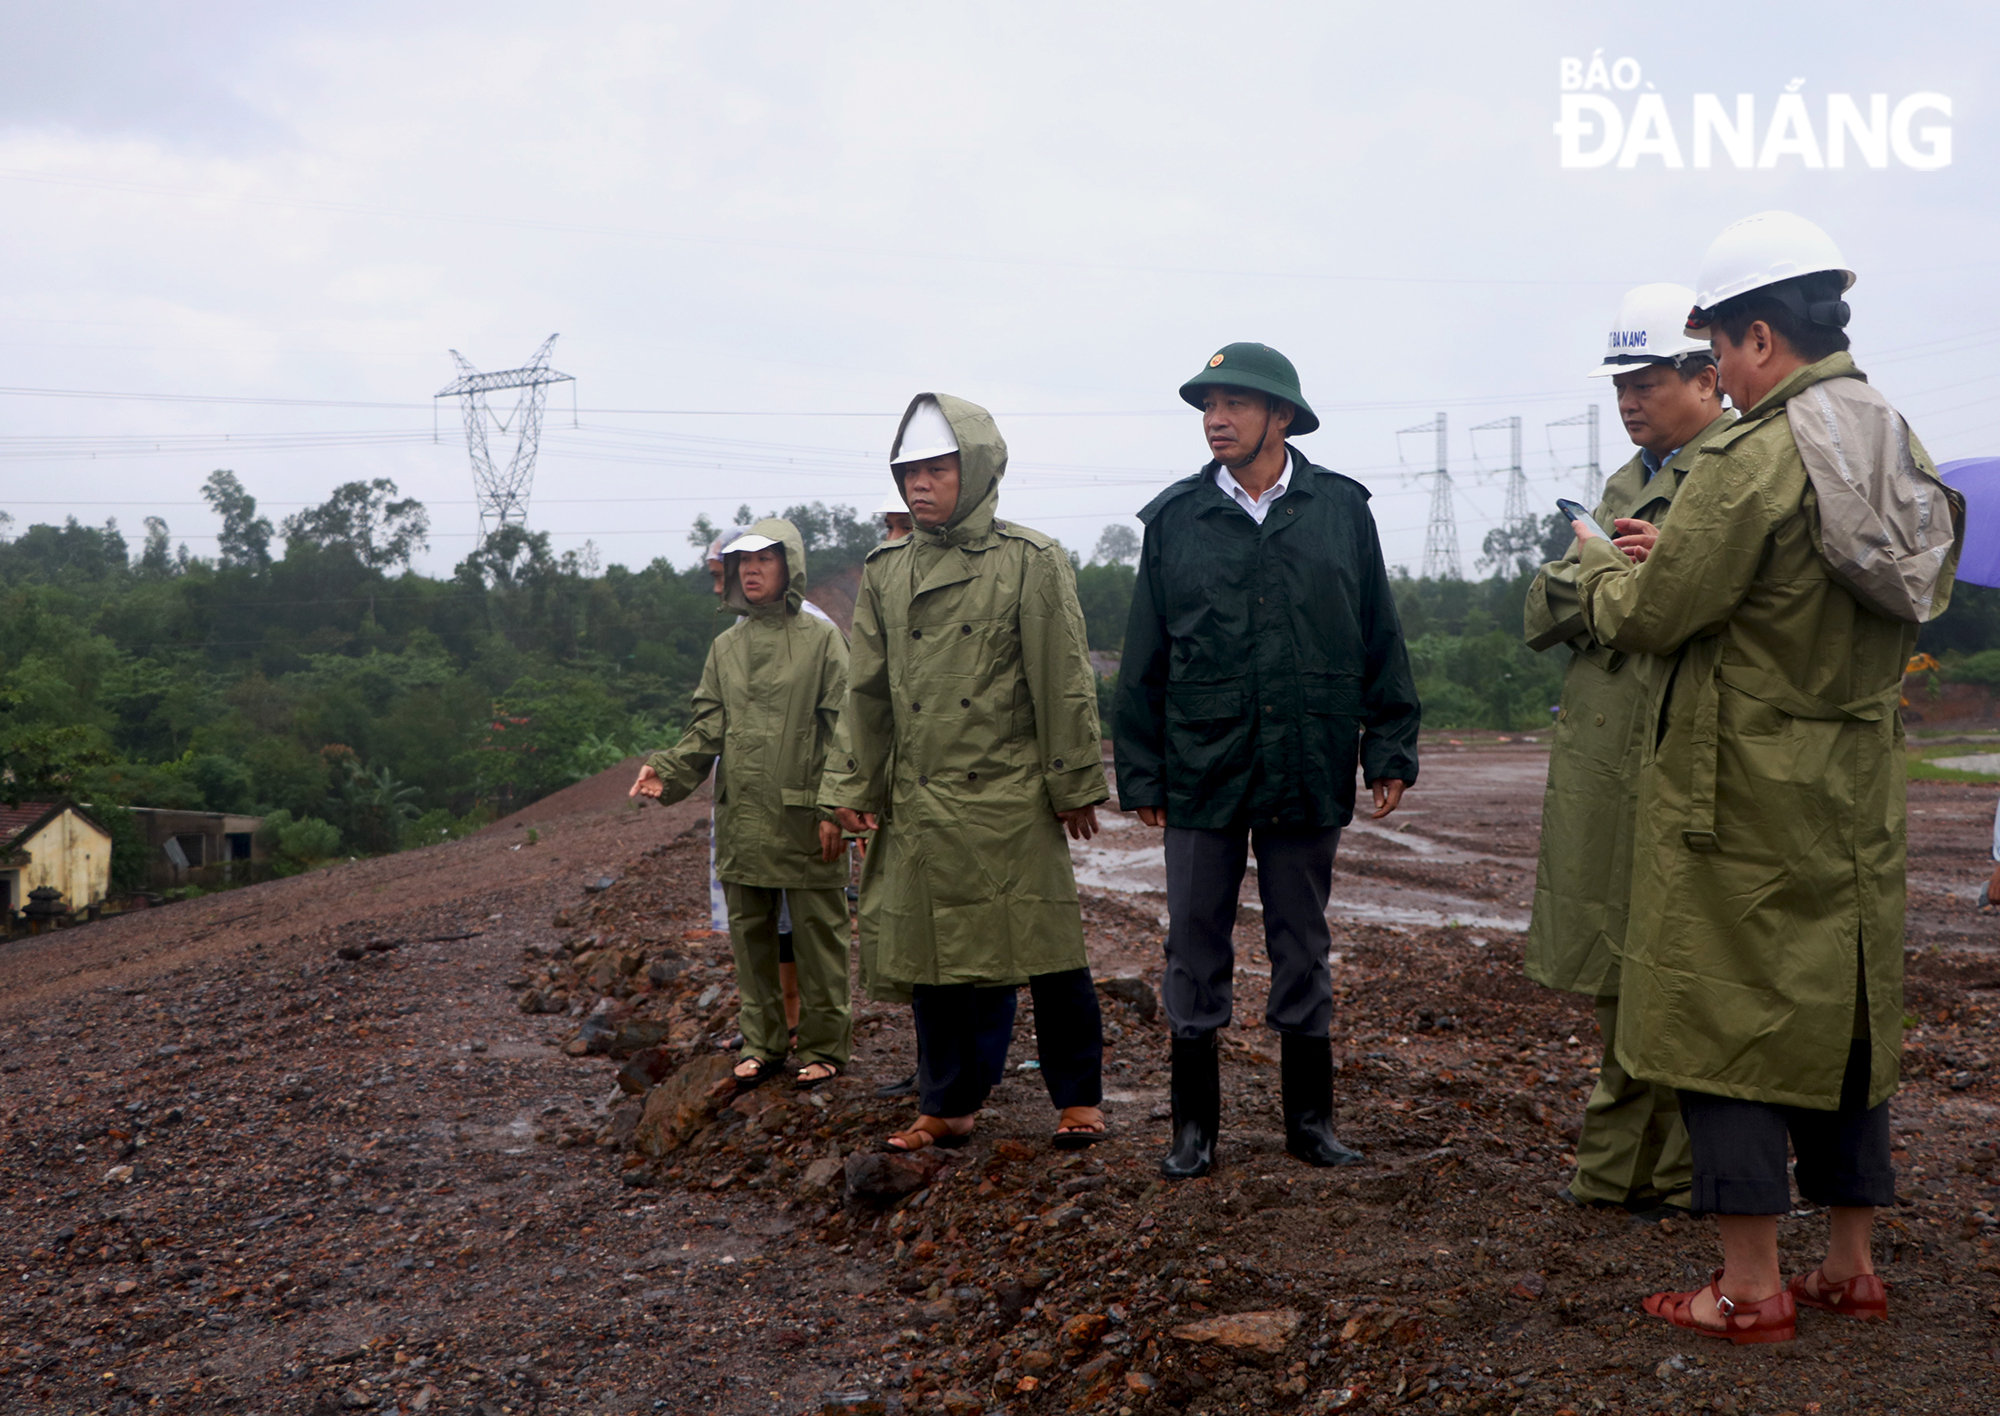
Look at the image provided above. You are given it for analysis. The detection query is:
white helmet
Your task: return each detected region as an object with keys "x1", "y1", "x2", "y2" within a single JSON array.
[
  {"x1": 1588, "y1": 283, "x2": 1713, "y2": 378},
  {"x1": 872, "y1": 490, "x2": 909, "y2": 517},
  {"x1": 890, "y1": 396, "x2": 959, "y2": 465},
  {"x1": 1687, "y1": 211, "x2": 1855, "y2": 332}
]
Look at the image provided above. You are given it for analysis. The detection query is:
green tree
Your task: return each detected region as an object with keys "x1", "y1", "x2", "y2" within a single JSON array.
[
  {"x1": 201, "y1": 470, "x2": 273, "y2": 571},
  {"x1": 281, "y1": 479, "x2": 429, "y2": 571}
]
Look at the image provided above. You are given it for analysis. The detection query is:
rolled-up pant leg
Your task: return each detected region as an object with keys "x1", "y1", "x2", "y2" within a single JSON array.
[
  {"x1": 1678, "y1": 1042, "x2": 1894, "y2": 1215},
  {"x1": 1789, "y1": 1039, "x2": 1896, "y2": 1209},
  {"x1": 1572, "y1": 995, "x2": 1693, "y2": 1207},
  {"x1": 1163, "y1": 825, "x2": 1252, "y2": 1039},
  {"x1": 913, "y1": 983, "x2": 1017, "y2": 1118},
  {"x1": 722, "y1": 882, "x2": 788, "y2": 1062},
  {"x1": 1250, "y1": 825, "x2": 1340, "y2": 1038},
  {"x1": 1029, "y1": 967, "x2": 1104, "y2": 1110},
  {"x1": 784, "y1": 887, "x2": 853, "y2": 1070}
]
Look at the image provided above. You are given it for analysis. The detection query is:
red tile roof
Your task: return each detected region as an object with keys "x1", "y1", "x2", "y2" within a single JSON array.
[{"x1": 0, "y1": 802, "x2": 69, "y2": 852}]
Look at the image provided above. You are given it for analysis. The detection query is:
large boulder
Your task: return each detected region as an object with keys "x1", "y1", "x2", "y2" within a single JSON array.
[
  {"x1": 843, "y1": 1148, "x2": 949, "y2": 1206},
  {"x1": 632, "y1": 1054, "x2": 739, "y2": 1157}
]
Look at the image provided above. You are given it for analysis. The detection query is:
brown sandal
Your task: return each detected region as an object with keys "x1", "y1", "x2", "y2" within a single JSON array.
[
  {"x1": 1051, "y1": 1106, "x2": 1107, "y2": 1151},
  {"x1": 883, "y1": 1116, "x2": 974, "y2": 1153},
  {"x1": 1642, "y1": 1269, "x2": 1795, "y2": 1345},
  {"x1": 1789, "y1": 1268, "x2": 1888, "y2": 1320}
]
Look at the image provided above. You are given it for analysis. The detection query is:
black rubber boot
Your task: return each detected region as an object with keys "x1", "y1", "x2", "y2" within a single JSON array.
[
  {"x1": 1281, "y1": 1032, "x2": 1363, "y2": 1167},
  {"x1": 1160, "y1": 1033, "x2": 1220, "y2": 1179}
]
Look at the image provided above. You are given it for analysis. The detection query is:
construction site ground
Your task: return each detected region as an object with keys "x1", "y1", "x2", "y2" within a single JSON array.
[{"x1": 1, "y1": 740, "x2": 1997, "y2": 1416}]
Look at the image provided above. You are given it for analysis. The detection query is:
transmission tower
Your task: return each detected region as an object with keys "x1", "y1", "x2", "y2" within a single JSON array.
[
  {"x1": 1400, "y1": 411, "x2": 1459, "y2": 579},
  {"x1": 1473, "y1": 415, "x2": 1530, "y2": 538},
  {"x1": 435, "y1": 334, "x2": 575, "y2": 542},
  {"x1": 1546, "y1": 405, "x2": 1601, "y2": 502}
]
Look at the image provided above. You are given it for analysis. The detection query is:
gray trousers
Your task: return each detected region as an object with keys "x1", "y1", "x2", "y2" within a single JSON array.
[{"x1": 1163, "y1": 824, "x2": 1340, "y2": 1040}]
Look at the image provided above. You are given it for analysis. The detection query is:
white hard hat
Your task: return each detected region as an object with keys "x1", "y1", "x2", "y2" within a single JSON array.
[
  {"x1": 725, "y1": 532, "x2": 781, "y2": 553},
  {"x1": 1587, "y1": 283, "x2": 1712, "y2": 378},
  {"x1": 873, "y1": 490, "x2": 909, "y2": 517},
  {"x1": 1688, "y1": 211, "x2": 1855, "y2": 330},
  {"x1": 891, "y1": 396, "x2": 958, "y2": 465}
]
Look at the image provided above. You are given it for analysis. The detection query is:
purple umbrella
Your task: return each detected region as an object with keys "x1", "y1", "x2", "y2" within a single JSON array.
[{"x1": 1940, "y1": 458, "x2": 2000, "y2": 589}]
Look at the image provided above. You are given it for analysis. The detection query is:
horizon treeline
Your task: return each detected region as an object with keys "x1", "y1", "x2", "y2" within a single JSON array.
[{"x1": 4, "y1": 477, "x2": 1995, "y2": 889}]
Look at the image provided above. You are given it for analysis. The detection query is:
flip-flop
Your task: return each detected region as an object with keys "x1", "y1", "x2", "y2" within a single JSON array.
[
  {"x1": 882, "y1": 1116, "x2": 974, "y2": 1153},
  {"x1": 794, "y1": 1061, "x2": 842, "y2": 1091},
  {"x1": 732, "y1": 1057, "x2": 782, "y2": 1090},
  {"x1": 1051, "y1": 1107, "x2": 1108, "y2": 1151}
]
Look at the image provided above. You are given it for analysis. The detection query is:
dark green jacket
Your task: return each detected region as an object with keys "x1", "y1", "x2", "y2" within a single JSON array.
[{"x1": 1112, "y1": 448, "x2": 1421, "y2": 829}]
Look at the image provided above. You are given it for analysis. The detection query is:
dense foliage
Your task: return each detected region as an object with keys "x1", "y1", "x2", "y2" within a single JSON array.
[{"x1": 5, "y1": 478, "x2": 1991, "y2": 884}]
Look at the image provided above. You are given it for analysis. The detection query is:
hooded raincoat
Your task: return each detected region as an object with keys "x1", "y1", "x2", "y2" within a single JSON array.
[
  {"x1": 819, "y1": 394, "x2": 1106, "y2": 986},
  {"x1": 1523, "y1": 412, "x2": 1734, "y2": 997},
  {"x1": 1575, "y1": 355, "x2": 1964, "y2": 1110},
  {"x1": 645, "y1": 518, "x2": 850, "y2": 891}
]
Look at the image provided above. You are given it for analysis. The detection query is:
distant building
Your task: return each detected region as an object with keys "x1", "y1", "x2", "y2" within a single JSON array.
[
  {"x1": 0, "y1": 800, "x2": 113, "y2": 921},
  {"x1": 124, "y1": 808, "x2": 267, "y2": 890}
]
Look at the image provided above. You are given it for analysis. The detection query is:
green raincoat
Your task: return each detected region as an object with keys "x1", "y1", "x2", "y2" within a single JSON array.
[
  {"x1": 1575, "y1": 355, "x2": 1963, "y2": 1109},
  {"x1": 1523, "y1": 412, "x2": 1734, "y2": 997},
  {"x1": 645, "y1": 518, "x2": 850, "y2": 891},
  {"x1": 820, "y1": 394, "x2": 1106, "y2": 986}
]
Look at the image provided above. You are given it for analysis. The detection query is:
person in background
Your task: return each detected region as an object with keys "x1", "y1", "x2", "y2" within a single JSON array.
[
  {"x1": 634, "y1": 519, "x2": 853, "y2": 1088},
  {"x1": 704, "y1": 526, "x2": 841, "y2": 1046},
  {"x1": 876, "y1": 489, "x2": 915, "y2": 544},
  {"x1": 1575, "y1": 213, "x2": 1962, "y2": 1341},
  {"x1": 1986, "y1": 796, "x2": 2000, "y2": 909},
  {"x1": 823, "y1": 393, "x2": 1108, "y2": 1152},
  {"x1": 1113, "y1": 342, "x2": 1419, "y2": 1181},
  {"x1": 857, "y1": 486, "x2": 920, "y2": 1098},
  {"x1": 1523, "y1": 282, "x2": 1734, "y2": 1219}
]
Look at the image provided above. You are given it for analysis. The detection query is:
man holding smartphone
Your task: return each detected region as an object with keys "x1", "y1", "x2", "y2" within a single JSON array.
[{"x1": 1522, "y1": 283, "x2": 1733, "y2": 1217}]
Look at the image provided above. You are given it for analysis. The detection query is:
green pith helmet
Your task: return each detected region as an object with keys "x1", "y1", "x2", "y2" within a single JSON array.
[{"x1": 1177, "y1": 342, "x2": 1319, "y2": 436}]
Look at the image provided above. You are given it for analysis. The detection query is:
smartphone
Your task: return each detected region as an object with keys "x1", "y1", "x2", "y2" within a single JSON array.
[{"x1": 1556, "y1": 497, "x2": 1611, "y2": 542}]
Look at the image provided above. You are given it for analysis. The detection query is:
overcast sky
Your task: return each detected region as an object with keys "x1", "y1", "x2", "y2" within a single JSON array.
[{"x1": 1, "y1": 2, "x2": 1993, "y2": 577}]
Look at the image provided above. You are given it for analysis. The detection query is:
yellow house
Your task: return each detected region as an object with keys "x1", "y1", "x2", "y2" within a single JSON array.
[{"x1": 0, "y1": 801, "x2": 113, "y2": 920}]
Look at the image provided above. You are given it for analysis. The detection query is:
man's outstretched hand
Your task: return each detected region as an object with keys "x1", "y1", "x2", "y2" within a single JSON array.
[
  {"x1": 1369, "y1": 779, "x2": 1406, "y2": 820},
  {"x1": 629, "y1": 764, "x2": 663, "y2": 799},
  {"x1": 1056, "y1": 805, "x2": 1100, "y2": 841}
]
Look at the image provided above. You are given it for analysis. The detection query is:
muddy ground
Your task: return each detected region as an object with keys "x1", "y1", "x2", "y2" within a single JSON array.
[{"x1": 1, "y1": 742, "x2": 1998, "y2": 1416}]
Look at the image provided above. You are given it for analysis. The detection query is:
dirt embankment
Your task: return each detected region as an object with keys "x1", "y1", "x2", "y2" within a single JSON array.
[{"x1": 0, "y1": 747, "x2": 1996, "y2": 1415}]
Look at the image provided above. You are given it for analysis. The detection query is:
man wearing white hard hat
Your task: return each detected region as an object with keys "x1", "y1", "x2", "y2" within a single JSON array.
[
  {"x1": 1571, "y1": 213, "x2": 1964, "y2": 1341},
  {"x1": 874, "y1": 490, "x2": 914, "y2": 544},
  {"x1": 823, "y1": 393, "x2": 1109, "y2": 1153},
  {"x1": 1523, "y1": 283, "x2": 1731, "y2": 1220}
]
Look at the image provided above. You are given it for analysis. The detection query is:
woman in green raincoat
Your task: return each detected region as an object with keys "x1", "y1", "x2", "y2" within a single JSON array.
[
  {"x1": 632, "y1": 518, "x2": 852, "y2": 1089},
  {"x1": 822, "y1": 393, "x2": 1109, "y2": 1153}
]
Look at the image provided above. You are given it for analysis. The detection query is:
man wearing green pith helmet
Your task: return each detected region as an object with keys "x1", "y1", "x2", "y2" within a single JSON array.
[{"x1": 1113, "y1": 343, "x2": 1422, "y2": 1180}]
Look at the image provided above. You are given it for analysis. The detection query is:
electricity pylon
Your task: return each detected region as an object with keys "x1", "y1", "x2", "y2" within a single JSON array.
[
  {"x1": 1546, "y1": 405, "x2": 1601, "y2": 503},
  {"x1": 436, "y1": 334, "x2": 575, "y2": 542},
  {"x1": 1473, "y1": 415, "x2": 1530, "y2": 539},
  {"x1": 1400, "y1": 411, "x2": 1459, "y2": 580}
]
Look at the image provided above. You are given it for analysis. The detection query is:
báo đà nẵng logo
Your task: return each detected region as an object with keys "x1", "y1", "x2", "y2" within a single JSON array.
[{"x1": 1553, "y1": 52, "x2": 1951, "y2": 170}]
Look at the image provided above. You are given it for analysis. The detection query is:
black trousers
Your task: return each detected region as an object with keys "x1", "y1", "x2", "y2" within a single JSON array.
[
  {"x1": 911, "y1": 967, "x2": 1104, "y2": 1118},
  {"x1": 1678, "y1": 1040, "x2": 1895, "y2": 1215},
  {"x1": 1163, "y1": 824, "x2": 1341, "y2": 1040}
]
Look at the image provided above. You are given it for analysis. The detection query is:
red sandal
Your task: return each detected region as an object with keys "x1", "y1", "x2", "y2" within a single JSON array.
[
  {"x1": 1642, "y1": 1269, "x2": 1796, "y2": 1345},
  {"x1": 1789, "y1": 1268, "x2": 1888, "y2": 1320}
]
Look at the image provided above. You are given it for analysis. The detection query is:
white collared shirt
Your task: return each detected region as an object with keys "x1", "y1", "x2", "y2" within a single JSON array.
[{"x1": 1213, "y1": 458, "x2": 1291, "y2": 525}]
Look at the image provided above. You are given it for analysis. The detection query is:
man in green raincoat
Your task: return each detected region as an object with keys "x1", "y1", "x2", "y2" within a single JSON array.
[
  {"x1": 823, "y1": 394, "x2": 1109, "y2": 1152},
  {"x1": 631, "y1": 518, "x2": 853, "y2": 1089},
  {"x1": 1523, "y1": 282, "x2": 1733, "y2": 1216},
  {"x1": 1573, "y1": 213, "x2": 1963, "y2": 1342}
]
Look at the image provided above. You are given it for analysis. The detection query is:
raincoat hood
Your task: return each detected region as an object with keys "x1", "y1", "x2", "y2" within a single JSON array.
[
  {"x1": 722, "y1": 516, "x2": 808, "y2": 618},
  {"x1": 890, "y1": 393, "x2": 1007, "y2": 548}
]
